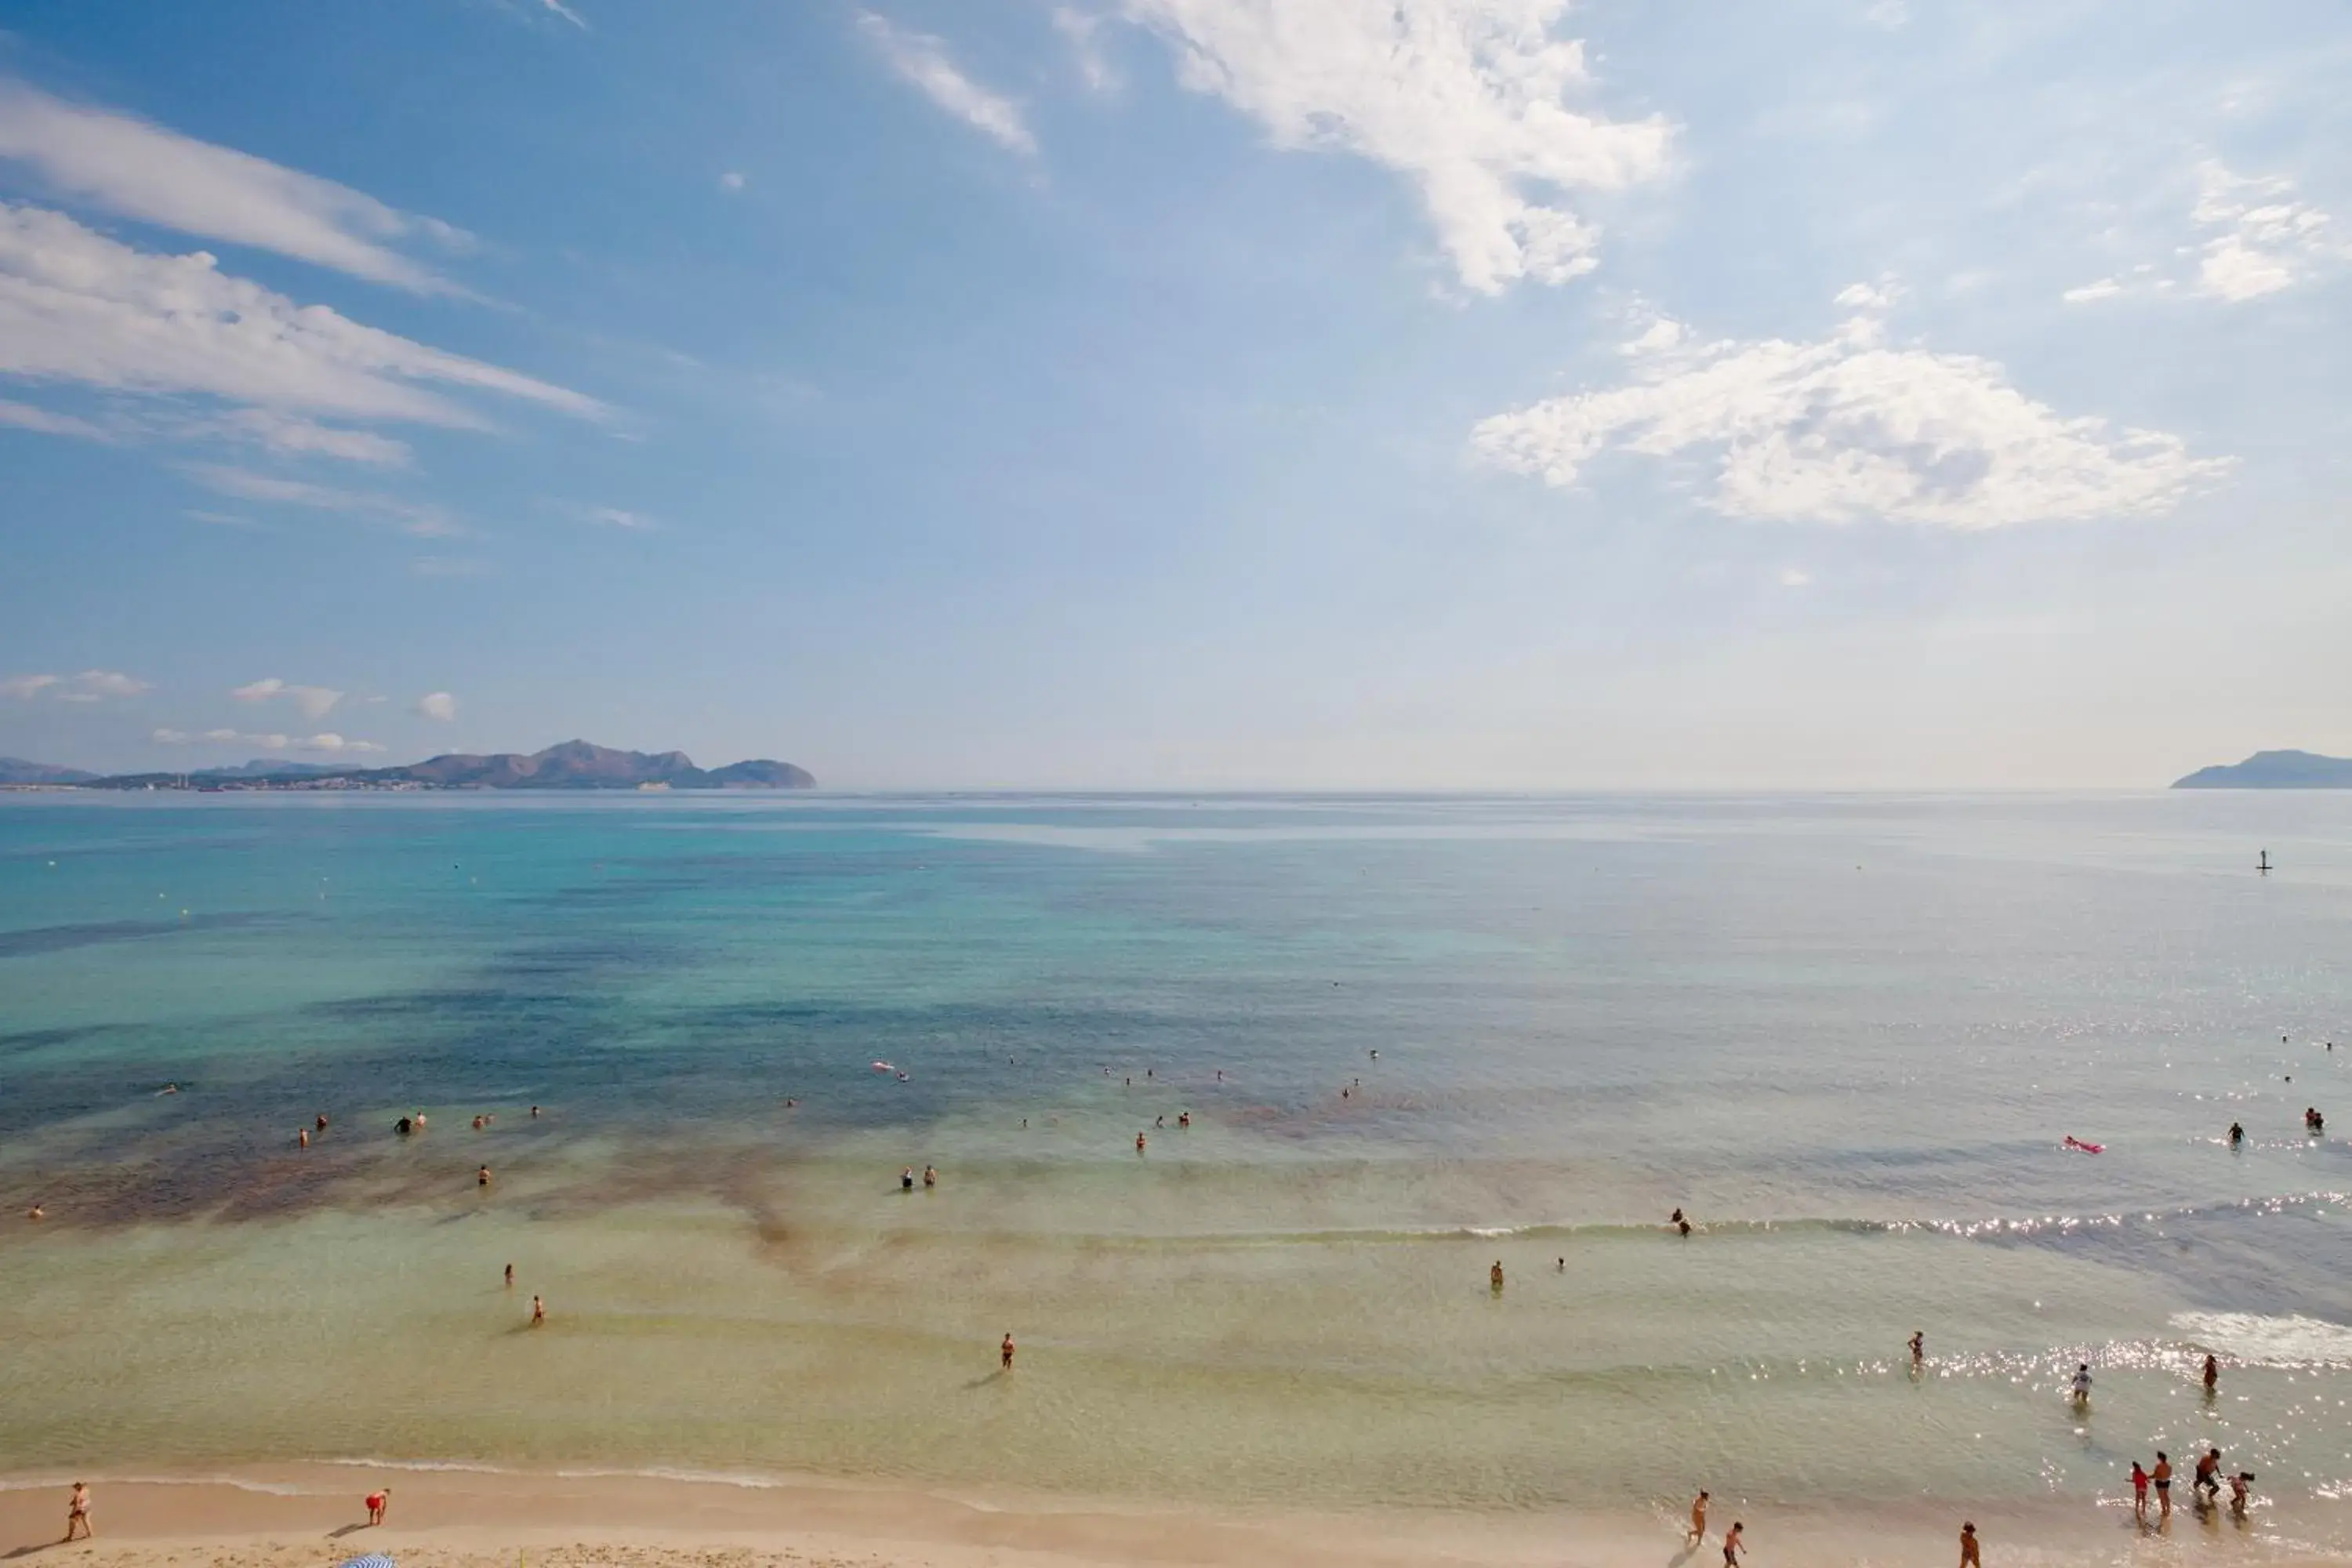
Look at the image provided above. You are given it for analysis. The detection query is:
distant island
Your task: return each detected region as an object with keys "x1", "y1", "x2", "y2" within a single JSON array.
[
  {"x1": 2172, "y1": 750, "x2": 2352, "y2": 789},
  {"x1": 2, "y1": 740, "x2": 815, "y2": 792}
]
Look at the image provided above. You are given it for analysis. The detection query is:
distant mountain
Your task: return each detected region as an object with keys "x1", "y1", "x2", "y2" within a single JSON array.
[
  {"x1": 2172, "y1": 750, "x2": 2352, "y2": 789},
  {"x1": 0, "y1": 757, "x2": 96, "y2": 785},
  {"x1": 78, "y1": 739, "x2": 815, "y2": 792}
]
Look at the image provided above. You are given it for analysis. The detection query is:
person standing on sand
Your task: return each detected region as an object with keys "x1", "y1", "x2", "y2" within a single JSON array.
[
  {"x1": 1490, "y1": 1260, "x2": 1504, "y2": 1291},
  {"x1": 1721, "y1": 1520, "x2": 1744, "y2": 1566},
  {"x1": 1002, "y1": 1332, "x2": 1015, "y2": 1370},
  {"x1": 1958, "y1": 1521, "x2": 1980, "y2": 1567},
  {"x1": 531, "y1": 1294, "x2": 546, "y2": 1327},
  {"x1": 1686, "y1": 1490, "x2": 1708, "y2": 1544},
  {"x1": 366, "y1": 1488, "x2": 388, "y2": 1526},
  {"x1": 64, "y1": 1482, "x2": 91, "y2": 1541},
  {"x1": 2152, "y1": 1451, "x2": 2172, "y2": 1519},
  {"x1": 2130, "y1": 1461, "x2": 2149, "y2": 1519}
]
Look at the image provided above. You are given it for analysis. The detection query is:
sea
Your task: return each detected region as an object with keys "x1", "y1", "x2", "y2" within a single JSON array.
[{"x1": 2, "y1": 792, "x2": 2349, "y2": 1536}]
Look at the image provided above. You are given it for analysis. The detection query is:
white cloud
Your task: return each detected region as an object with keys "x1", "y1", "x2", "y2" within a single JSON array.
[
  {"x1": 0, "y1": 204, "x2": 603, "y2": 430},
  {"x1": 152, "y1": 727, "x2": 384, "y2": 754},
  {"x1": 413, "y1": 691, "x2": 459, "y2": 722},
  {"x1": 719, "y1": 171, "x2": 746, "y2": 193},
  {"x1": 1055, "y1": 9, "x2": 1120, "y2": 93},
  {"x1": 1777, "y1": 567, "x2": 1813, "y2": 588},
  {"x1": 189, "y1": 465, "x2": 461, "y2": 536},
  {"x1": 859, "y1": 13, "x2": 1038, "y2": 155},
  {"x1": 0, "y1": 81, "x2": 464, "y2": 292},
  {"x1": 574, "y1": 503, "x2": 659, "y2": 531},
  {"x1": 4, "y1": 669, "x2": 151, "y2": 701},
  {"x1": 1832, "y1": 277, "x2": 1902, "y2": 311},
  {"x1": 2063, "y1": 160, "x2": 2346, "y2": 306},
  {"x1": 231, "y1": 676, "x2": 344, "y2": 721},
  {"x1": 539, "y1": 0, "x2": 589, "y2": 29},
  {"x1": 2191, "y1": 160, "x2": 2339, "y2": 301},
  {"x1": 0, "y1": 397, "x2": 107, "y2": 439},
  {"x1": 209, "y1": 410, "x2": 412, "y2": 466},
  {"x1": 1471, "y1": 293, "x2": 2234, "y2": 529},
  {"x1": 1121, "y1": 0, "x2": 1671, "y2": 293}
]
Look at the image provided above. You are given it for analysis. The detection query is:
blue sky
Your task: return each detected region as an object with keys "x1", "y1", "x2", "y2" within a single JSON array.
[{"x1": 1, "y1": 0, "x2": 2347, "y2": 787}]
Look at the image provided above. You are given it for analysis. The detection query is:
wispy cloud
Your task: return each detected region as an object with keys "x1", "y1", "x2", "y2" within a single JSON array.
[
  {"x1": 1054, "y1": 9, "x2": 1120, "y2": 93},
  {"x1": 0, "y1": 397, "x2": 108, "y2": 439},
  {"x1": 187, "y1": 466, "x2": 463, "y2": 537},
  {"x1": 412, "y1": 691, "x2": 459, "y2": 722},
  {"x1": 3, "y1": 669, "x2": 151, "y2": 702},
  {"x1": 152, "y1": 727, "x2": 386, "y2": 754},
  {"x1": 1472, "y1": 290, "x2": 2233, "y2": 529},
  {"x1": 0, "y1": 80, "x2": 466, "y2": 292},
  {"x1": 231, "y1": 676, "x2": 344, "y2": 721},
  {"x1": 859, "y1": 13, "x2": 1037, "y2": 155},
  {"x1": 539, "y1": 0, "x2": 589, "y2": 30},
  {"x1": 0, "y1": 205, "x2": 601, "y2": 432},
  {"x1": 1122, "y1": 0, "x2": 1672, "y2": 293},
  {"x1": 2063, "y1": 159, "x2": 2347, "y2": 306},
  {"x1": 561, "y1": 502, "x2": 661, "y2": 531}
]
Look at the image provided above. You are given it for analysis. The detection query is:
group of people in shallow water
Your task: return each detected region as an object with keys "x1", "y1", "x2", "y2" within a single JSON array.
[{"x1": 2226, "y1": 1105, "x2": 2327, "y2": 1145}]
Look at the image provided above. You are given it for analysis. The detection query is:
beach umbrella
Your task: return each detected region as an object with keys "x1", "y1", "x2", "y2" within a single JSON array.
[{"x1": 338, "y1": 1555, "x2": 397, "y2": 1568}]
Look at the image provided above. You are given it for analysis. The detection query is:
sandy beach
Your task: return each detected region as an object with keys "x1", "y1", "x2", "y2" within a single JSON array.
[{"x1": 1, "y1": 1466, "x2": 2343, "y2": 1568}]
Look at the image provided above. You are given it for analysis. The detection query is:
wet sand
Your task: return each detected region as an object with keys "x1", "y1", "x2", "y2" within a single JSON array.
[{"x1": 0, "y1": 1467, "x2": 2339, "y2": 1568}]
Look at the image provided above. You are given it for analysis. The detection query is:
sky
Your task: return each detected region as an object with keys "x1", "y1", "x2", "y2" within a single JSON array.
[{"x1": 0, "y1": 0, "x2": 2347, "y2": 789}]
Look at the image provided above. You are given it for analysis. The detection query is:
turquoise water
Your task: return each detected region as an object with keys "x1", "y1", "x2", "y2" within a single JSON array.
[{"x1": 2, "y1": 793, "x2": 2350, "y2": 1531}]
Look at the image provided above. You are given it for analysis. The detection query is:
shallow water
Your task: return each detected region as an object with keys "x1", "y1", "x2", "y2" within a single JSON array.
[{"x1": 2, "y1": 793, "x2": 2349, "y2": 1530}]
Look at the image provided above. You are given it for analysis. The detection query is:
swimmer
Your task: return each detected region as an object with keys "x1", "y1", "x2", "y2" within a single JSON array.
[
  {"x1": 395, "y1": 1116, "x2": 412, "y2": 1136},
  {"x1": 299, "y1": 1127, "x2": 310, "y2": 1149},
  {"x1": 27, "y1": 1204, "x2": 43, "y2": 1222},
  {"x1": 1490, "y1": 1260, "x2": 1504, "y2": 1291},
  {"x1": 1216, "y1": 1069, "x2": 1224, "y2": 1081},
  {"x1": 317, "y1": 1112, "x2": 329, "y2": 1131},
  {"x1": 530, "y1": 1294, "x2": 545, "y2": 1326},
  {"x1": 1687, "y1": 1490, "x2": 1708, "y2": 1545},
  {"x1": 2203, "y1": 1353, "x2": 2218, "y2": 1393},
  {"x1": 1556, "y1": 1256, "x2": 1565, "y2": 1272},
  {"x1": 1001, "y1": 1332, "x2": 1015, "y2": 1370},
  {"x1": 2071, "y1": 1362, "x2": 2092, "y2": 1404},
  {"x1": 2230, "y1": 1472, "x2": 2252, "y2": 1517},
  {"x1": 902, "y1": 1167, "x2": 915, "y2": 1191},
  {"x1": 1911, "y1": 1330, "x2": 1924, "y2": 1367},
  {"x1": 2195, "y1": 1446, "x2": 2221, "y2": 1501},
  {"x1": 2154, "y1": 1451, "x2": 2172, "y2": 1518},
  {"x1": 2228, "y1": 1121, "x2": 2244, "y2": 1148},
  {"x1": 1155, "y1": 1114, "x2": 1165, "y2": 1128},
  {"x1": 477, "y1": 1165, "x2": 492, "y2": 1187},
  {"x1": 923, "y1": 1164, "x2": 937, "y2": 1189},
  {"x1": 1722, "y1": 1521, "x2": 1744, "y2": 1567},
  {"x1": 784, "y1": 1098, "x2": 797, "y2": 1108},
  {"x1": 413, "y1": 1112, "x2": 426, "y2": 1130},
  {"x1": 473, "y1": 1115, "x2": 486, "y2": 1131},
  {"x1": 1670, "y1": 1207, "x2": 1684, "y2": 1227},
  {"x1": 1678, "y1": 1218, "x2": 1692, "y2": 1237},
  {"x1": 1178, "y1": 1112, "x2": 1190, "y2": 1128},
  {"x1": 531, "y1": 1105, "x2": 541, "y2": 1118},
  {"x1": 504, "y1": 1262, "x2": 514, "y2": 1288},
  {"x1": 2131, "y1": 1461, "x2": 2149, "y2": 1520},
  {"x1": 1369, "y1": 1049, "x2": 1378, "y2": 1059},
  {"x1": 1959, "y1": 1521, "x2": 1980, "y2": 1568},
  {"x1": 1136, "y1": 1132, "x2": 1147, "y2": 1152},
  {"x1": 159, "y1": 1083, "x2": 178, "y2": 1095}
]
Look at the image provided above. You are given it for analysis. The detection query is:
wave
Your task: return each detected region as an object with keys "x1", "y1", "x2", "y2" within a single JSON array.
[
  {"x1": 0, "y1": 1474, "x2": 310, "y2": 1495},
  {"x1": 2171, "y1": 1312, "x2": 2352, "y2": 1367}
]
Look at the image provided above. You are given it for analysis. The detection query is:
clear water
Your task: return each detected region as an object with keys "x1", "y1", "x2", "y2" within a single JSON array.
[{"x1": 2, "y1": 793, "x2": 2349, "y2": 1529}]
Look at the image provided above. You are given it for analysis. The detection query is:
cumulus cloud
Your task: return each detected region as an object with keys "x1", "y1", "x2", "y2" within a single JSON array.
[
  {"x1": 3, "y1": 669, "x2": 151, "y2": 701},
  {"x1": 1122, "y1": 0, "x2": 1671, "y2": 293},
  {"x1": 0, "y1": 81, "x2": 466, "y2": 292},
  {"x1": 188, "y1": 466, "x2": 461, "y2": 536},
  {"x1": 412, "y1": 691, "x2": 459, "y2": 722},
  {"x1": 859, "y1": 13, "x2": 1037, "y2": 155},
  {"x1": 719, "y1": 170, "x2": 746, "y2": 193},
  {"x1": 0, "y1": 205, "x2": 602, "y2": 437},
  {"x1": 231, "y1": 676, "x2": 344, "y2": 721},
  {"x1": 2063, "y1": 159, "x2": 2346, "y2": 306},
  {"x1": 1472, "y1": 293, "x2": 2233, "y2": 529},
  {"x1": 153, "y1": 727, "x2": 385, "y2": 753}
]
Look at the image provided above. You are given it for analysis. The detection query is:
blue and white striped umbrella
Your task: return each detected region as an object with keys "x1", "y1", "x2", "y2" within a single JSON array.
[{"x1": 339, "y1": 1555, "x2": 397, "y2": 1568}]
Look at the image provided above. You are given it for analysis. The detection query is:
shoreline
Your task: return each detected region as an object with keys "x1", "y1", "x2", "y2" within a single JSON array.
[{"x1": 2, "y1": 1465, "x2": 2344, "y2": 1568}]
